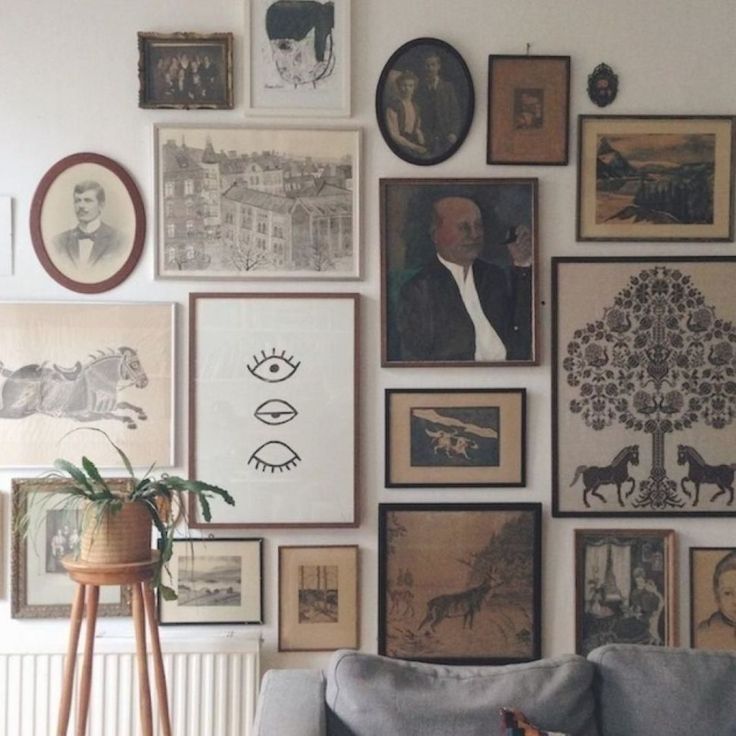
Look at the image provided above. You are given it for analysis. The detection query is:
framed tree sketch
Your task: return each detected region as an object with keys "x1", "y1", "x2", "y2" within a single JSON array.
[
  {"x1": 138, "y1": 32, "x2": 234, "y2": 110},
  {"x1": 376, "y1": 37, "x2": 474, "y2": 166},
  {"x1": 575, "y1": 529, "x2": 676, "y2": 655},
  {"x1": 385, "y1": 388, "x2": 526, "y2": 487},
  {"x1": 154, "y1": 125, "x2": 360, "y2": 279},
  {"x1": 12, "y1": 479, "x2": 131, "y2": 619},
  {"x1": 690, "y1": 547, "x2": 736, "y2": 650},
  {"x1": 381, "y1": 178, "x2": 537, "y2": 367},
  {"x1": 553, "y1": 257, "x2": 736, "y2": 517},
  {"x1": 158, "y1": 538, "x2": 263, "y2": 625},
  {"x1": 0, "y1": 302, "x2": 174, "y2": 468},
  {"x1": 278, "y1": 545, "x2": 359, "y2": 651},
  {"x1": 245, "y1": 0, "x2": 351, "y2": 116},
  {"x1": 189, "y1": 293, "x2": 358, "y2": 528},
  {"x1": 577, "y1": 115, "x2": 734, "y2": 241},
  {"x1": 378, "y1": 503, "x2": 541, "y2": 665},
  {"x1": 30, "y1": 153, "x2": 146, "y2": 293},
  {"x1": 487, "y1": 55, "x2": 570, "y2": 165}
]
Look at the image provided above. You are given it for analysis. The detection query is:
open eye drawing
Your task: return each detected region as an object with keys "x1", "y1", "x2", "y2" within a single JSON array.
[
  {"x1": 247, "y1": 348, "x2": 300, "y2": 383},
  {"x1": 254, "y1": 399, "x2": 298, "y2": 426},
  {"x1": 248, "y1": 441, "x2": 301, "y2": 472}
]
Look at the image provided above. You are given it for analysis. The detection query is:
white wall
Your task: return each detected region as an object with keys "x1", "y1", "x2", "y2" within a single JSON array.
[{"x1": 1, "y1": 0, "x2": 735, "y2": 676}]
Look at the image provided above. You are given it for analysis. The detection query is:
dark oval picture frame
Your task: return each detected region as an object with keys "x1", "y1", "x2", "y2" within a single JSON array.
[
  {"x1": 30, "y1": 153, "x2": 145, "y2": 294},
  {"x1": 376, "y1": 37, "x2": 474, "y2": 166}
]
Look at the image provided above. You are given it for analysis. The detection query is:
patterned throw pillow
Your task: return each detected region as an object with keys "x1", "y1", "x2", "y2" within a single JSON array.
[{"x1": 500, "y1": 708, "x2": 571, "y2": 736}]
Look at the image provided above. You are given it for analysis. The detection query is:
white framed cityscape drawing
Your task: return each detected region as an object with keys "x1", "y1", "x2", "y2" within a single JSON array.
[{"x1": 154, "y1": 125, "x2": 360, "y2": 279}]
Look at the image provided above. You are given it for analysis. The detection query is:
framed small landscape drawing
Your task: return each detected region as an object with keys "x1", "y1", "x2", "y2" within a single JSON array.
[
  {"x1": 381, "y1": 178, "x2": 537, "y2": 367},
  {"x1": 575, "y1": 529, "x2": 676, "y2": 656},
  {"x1": 0, "y1": 302, "x2": 174, "y2": 469},
  {"x1": 155, "y1": 125, "x2": 360, "y2": 279},
  {"x1": 189, "y1": 293, "x2": 357, "y2": 528},
  {"x1": 11, "y1": 479, "x2": 131, "y2": 619},
  {"x1": 138, "y1": 32, "x2": 234, "y2": 110},
  {"x1": 690, "y1": 547, "x2": 736, "y2": 651},
  {"x1": 487, "y1": 55, "x2": 570, "y2": 165},
  {"x1": 378, "y1": 503, "x2": 541, "y2": 665},
  {"x1": 279, "y1": 545, "x2": 359, "y2": 651},
  {"x1": 385, "y1": 388, "x2": 525, "y2": 487},
  {"x1": 158, "y1": 538, "x2": 263, "y2": 625},
  {"x1": 553, "y1": 257, "x2": 736, "y2": 517},
  {"x1": 30, "y1": 153, "x2": 146, "y2": 293},
  {"x1": 577, "y1": 115, "x2": 734, "y2": 241},
  {"x1": 245, "y1": 0, "x2": 351, "y2": 116}
]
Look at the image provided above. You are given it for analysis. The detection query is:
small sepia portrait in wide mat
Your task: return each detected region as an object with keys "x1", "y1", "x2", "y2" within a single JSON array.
[{"x1": 30, "y1": 153, "x2": 145, "y2": 294}]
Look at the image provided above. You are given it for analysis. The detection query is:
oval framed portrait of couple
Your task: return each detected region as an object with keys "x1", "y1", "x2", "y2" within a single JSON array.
[
  {"x1": 30, "y1": 153, "x2": 145, "y2": 293},
  {"x1": 376, "y1": 37, "x2": 474, "y2": 166}
]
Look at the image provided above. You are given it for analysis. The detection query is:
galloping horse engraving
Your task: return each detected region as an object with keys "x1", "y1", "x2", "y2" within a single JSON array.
[
  {"x1": 0, "y1": 347, "x2": 149, "y2": 429},
  {"x1": 677, "y1": 444, "x2": 736, "y2": 506},
  {"x1": 570, "y1": 445, "x2": 640, "y2": 507},
  {"x1": 425, "y1": 429, "x2": 479, "y2": 460},
  {"x1": 417, "y1": 574, "x2": 500, "y2": 632}
]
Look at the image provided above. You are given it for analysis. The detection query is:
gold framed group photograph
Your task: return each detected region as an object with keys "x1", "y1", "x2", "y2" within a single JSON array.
[
  {"x1": 487, "y1": 55, "x2": 570, "y2": 165},
  {"x1": 690, "y1": 547, "x2": 736, "y2": 651},
  {"x1": 385, "y1": 388, "x2": 526, "y2": 488},
  {"x1": 278, "y1": 545, "x2": 359, "y2": 651},
  {"x1": 577, "y1": 115, "x2": 735, "y2": 241}
]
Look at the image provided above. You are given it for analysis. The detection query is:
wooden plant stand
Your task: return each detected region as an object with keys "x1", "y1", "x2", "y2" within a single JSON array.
[{"x1": 58, "y1": 554, "x2": 172, "y2": 736}]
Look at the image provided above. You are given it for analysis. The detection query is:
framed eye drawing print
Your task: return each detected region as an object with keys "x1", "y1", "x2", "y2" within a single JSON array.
[
  {"x1": 690, "y1": 547, "x2": 736, "y2": 651},
  {"x1": 245, "y1": 0, "x2": 351, "y2": 116},
  {"x1": 553, "y1": 256, "x2": 736, "y2": 517},
  {"x1": 385, "y1": 388, "x2": 525, "y2": 488},
  {"x1": 577, "y1": 115, "x2": 734, "y2": 241},
  {"x1": 188, "y1": 293, "x2": 358, "y2": 528},
  {"x1": 378, "y1": 503, "x2": 541, "y2": 665},
  {"x1": 575, "y1": 528, "x2": 676, "y2": 656}
]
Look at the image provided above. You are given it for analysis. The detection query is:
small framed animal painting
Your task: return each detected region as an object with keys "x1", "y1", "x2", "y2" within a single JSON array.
[
  {"x1": 0, "y1": 302, "x2": 174, "y2": 468},
  {"x1": 378, "y1": 503, "x2": 541, "y2": 665},
  {"x1": 385, "y1": 388, "x2": 525, "y2": 487},
  {"x1": 575, "y1": 529, "x2": 676, "y2": 656},
  {"x1": 552, "y1": 256, "x2": 736, "y2": 517}
]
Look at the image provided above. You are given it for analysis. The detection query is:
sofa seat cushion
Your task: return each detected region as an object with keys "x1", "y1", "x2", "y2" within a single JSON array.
[
  {"x1": 325, "y1": 650, "x2": 599, "y2": 736},
  {"x1": 589, "y1": 644, "x2": 736, "y2": 736}
]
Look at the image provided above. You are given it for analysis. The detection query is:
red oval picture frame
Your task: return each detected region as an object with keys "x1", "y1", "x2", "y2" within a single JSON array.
[{"x1": 30, "y1": 153, "x2": 145, "y2": 293}]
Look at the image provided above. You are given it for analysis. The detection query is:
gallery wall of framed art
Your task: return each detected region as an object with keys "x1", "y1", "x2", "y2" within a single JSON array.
[{"x1": 0, "y1": 0, "x2": 735, "y2": 672}]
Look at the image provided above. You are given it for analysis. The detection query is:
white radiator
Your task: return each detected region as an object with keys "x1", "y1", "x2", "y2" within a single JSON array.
[{"x1": 0, "y1": 635, "x2": 260, "y2": 736}]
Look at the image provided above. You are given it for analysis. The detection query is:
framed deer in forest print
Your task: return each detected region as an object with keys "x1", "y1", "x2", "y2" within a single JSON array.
[{"x1": 378, "y1": 503, "x2": 541, "y2": 665}]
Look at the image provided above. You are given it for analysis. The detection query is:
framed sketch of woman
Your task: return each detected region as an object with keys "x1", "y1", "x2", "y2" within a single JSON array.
[
  {"x1": 30, "y1": 153, "x2": 145, "y2": 293},
  {"x1": 376, "y1": 38, "x2": 474, "y2": 166}
]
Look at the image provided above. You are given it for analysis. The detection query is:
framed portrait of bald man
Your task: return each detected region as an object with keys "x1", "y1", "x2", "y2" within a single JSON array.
[
  {"x1": 245, "y1": 0, "x2": 351, "y2": 116},
  {"x1": 380, "y1": 178, "x2": 538, "y2": 367},
  {"x1": 30, "y1": 153, "x2": 145, "y2": 293}
]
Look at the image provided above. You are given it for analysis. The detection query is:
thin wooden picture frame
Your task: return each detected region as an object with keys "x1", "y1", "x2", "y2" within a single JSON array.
[
  {"x1": 689, "y1": 546, "x2": 736, "y2": 651},
  {"x1": 378, "y1": 502, "x2": 542, "y2": 665},
  {"x1": 487, "y1": 54, "x2": 570, "y2": 165},
  {"x1": 574, "y1": 528, "x2": 677, "y2": 655},
  {"x1": 278, "y1": 544, "x2": 359, "y2": 651},
  {"x1": 577, "y1": 115, "x2": 735, "y2": 241},
  {"x1": 385, "y1": 388, "x2": 526, "y2": 488},
  {"x1": 188, "y1": 292, "x2": 358, "y2": 528},
  {"x1": 158, "y1": 538, "x2": 263, "y2": 625}
]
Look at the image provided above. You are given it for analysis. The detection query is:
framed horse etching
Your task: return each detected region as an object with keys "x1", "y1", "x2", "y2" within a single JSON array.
[
  {"x1": 553, "y1": 257, "x2": 736, "y2": 517},
  {"x1": 0, "y1": 302, "x2": 174, "y2": 468},
  {"x1": 378, "y1": 503, "x2": 541, "y2": 665}
]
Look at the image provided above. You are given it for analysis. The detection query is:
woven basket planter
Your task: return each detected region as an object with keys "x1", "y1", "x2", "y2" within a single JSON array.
[{"x1": 79, "y1": 500, "x2": 152, "y2": 565}]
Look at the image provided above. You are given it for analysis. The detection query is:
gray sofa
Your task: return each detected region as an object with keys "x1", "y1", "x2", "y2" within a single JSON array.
[{"x1": 253, "y1": 644, "x2": 736, "y2": 736}]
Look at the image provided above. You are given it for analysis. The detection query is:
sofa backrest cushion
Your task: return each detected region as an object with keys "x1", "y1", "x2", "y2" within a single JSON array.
[
  {"x1": 588, "y1": 644, "x2": 736, "y2": 736},
  {"x1": 325, "y1": 650, "x2": 599, "y2": 736}
]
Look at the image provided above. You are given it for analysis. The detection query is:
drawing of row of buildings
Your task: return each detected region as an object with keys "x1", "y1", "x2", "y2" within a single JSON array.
[{"x1": 161, "y1": 137, "x2": 354, "y2": 274}]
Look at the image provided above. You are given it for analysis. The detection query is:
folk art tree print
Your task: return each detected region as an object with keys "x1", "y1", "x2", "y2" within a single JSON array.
[{"x1": 555, "y1": 258, "x2": 736, "y2": 515}]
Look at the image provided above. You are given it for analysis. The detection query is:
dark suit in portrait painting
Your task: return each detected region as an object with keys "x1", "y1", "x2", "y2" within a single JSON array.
[{"x1": 414, "y1": 53, "x2": 462, "y2": 156}]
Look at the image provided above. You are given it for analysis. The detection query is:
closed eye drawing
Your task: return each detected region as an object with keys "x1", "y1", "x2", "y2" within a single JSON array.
[
  {"x1": 248, "y1": 440, "x2": 301, "y2": 472},
  {"x1": 254, "y1": 399, "x2": 298, "y2": 426},
  {"x1": 247, "y1": 348, "x2": 300, "y2": 383}
]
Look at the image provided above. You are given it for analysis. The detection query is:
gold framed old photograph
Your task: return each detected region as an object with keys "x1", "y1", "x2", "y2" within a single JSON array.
[
  {"x1": 690, "y1": 547, "x2": 736, "y2": 651},
  {"x1": 487, "y1": 55, "x2": 570, "y2": 165},
  {"x1": 278, "y1": 545, "x2": 359, "y2": 652},
  {"x1": 577, "y1": 115, "x2": 735, "y2": 241}
]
